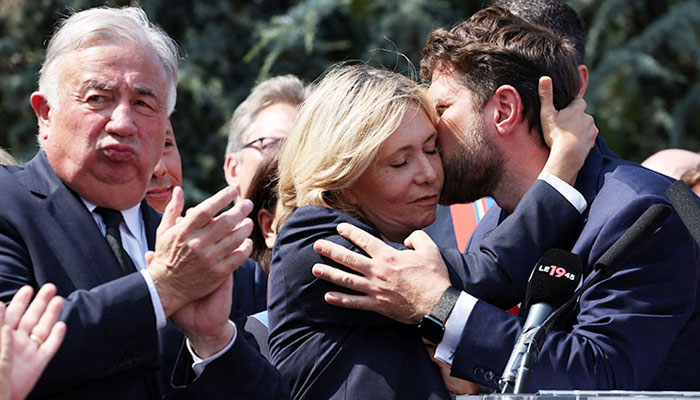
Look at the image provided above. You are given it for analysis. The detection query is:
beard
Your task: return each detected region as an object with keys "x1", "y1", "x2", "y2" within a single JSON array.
[{"x1": 439, "y1": 118, "x2": 504, "y2": 205}]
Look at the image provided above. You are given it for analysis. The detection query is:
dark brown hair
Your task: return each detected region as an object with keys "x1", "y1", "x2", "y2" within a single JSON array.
[
  {"x1": 420, "y1": 6, "x2": 580, "y2": 139},
  {"x1": 495, "y1": 0, "x2": 587, "y2": 65},
  {"x1": 245, "y1": 149, "x2": 281, "y2": 275}
]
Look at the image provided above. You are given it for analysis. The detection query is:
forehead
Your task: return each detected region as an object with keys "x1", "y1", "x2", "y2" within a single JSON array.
[
  {"x1": 247, "y1": 102, "x2": 297, "y2": 142},
  {"x1": 59, "y1": 43, "x2": 169, "y2": 103},
  {"x1": 380, "y1": 104, "x2": 435, "y2": 151},
  {"x1": 428, "y1": 70, "x2": 472, "y2": 101}
]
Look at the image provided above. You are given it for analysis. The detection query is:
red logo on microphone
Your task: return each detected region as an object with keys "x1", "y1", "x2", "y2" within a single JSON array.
[{"x1": 538, "y1": 264, "x2": 576, "y2": 280}]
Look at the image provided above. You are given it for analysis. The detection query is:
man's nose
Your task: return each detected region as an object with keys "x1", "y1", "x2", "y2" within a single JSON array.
[{"x1": 105, "y1": 101, "x2": 138, "y2": 136}]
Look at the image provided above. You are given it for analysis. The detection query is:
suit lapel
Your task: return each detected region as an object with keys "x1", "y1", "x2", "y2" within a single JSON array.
[
  {"x1": 25, "y1": 152, "x2": 126, "y2": 286},
  {"x1": 140, "y1": 200, "x2": 161, "y2": 251}
]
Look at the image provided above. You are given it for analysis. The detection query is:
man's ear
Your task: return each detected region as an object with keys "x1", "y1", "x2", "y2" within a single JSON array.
[
  {"x1": 490, "y1": 85, "x2": 522, "y2": 136},
  {"x1": 259, "y1": 209, "x2": 277, "y2": 250},
  {"x1": 223, "y1": 154, "x2": 241, "y2": 191},
  {"x1": 577, "y1": 65, "x2": 589, "y2": 98},
  {"x1": 30, "y1": 92, "x2": 52, "y2": 141}
]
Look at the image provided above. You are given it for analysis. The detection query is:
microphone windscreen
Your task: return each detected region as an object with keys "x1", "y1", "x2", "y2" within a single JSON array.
[
  {"x1": 594, "y1": 203, "x2": 671, "y2": 273},
  {"x1": 666, "y1": 180, "x2": 700, "y2": 247},
  {"x1": 524, "y1": 249, "x2": 583, "y2": 311}
]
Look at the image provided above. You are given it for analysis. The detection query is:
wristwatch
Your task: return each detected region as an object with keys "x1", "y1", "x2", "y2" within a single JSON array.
[{"x1": 418, "y1": 286, "x2": 461, "y2": 344}]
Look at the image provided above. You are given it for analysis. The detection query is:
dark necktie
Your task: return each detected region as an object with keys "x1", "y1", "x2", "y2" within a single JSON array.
[{"x1": 94, "y1": 207, "x2": 137, "y2": 274}]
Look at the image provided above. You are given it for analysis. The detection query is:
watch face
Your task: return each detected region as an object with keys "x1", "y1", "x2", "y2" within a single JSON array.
[{"x1": 418, "y1": 314, "x2": 446, "y2": 344}]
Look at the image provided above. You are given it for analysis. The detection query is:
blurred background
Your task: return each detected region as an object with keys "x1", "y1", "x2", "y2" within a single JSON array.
[{"x1": 2, "y1": 0, "x2": 699, "y2": 204}]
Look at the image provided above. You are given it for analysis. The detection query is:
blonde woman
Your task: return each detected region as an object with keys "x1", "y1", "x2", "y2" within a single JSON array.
[{"x1": 268, "y1": 65, "x2": 595, "y2": 399}]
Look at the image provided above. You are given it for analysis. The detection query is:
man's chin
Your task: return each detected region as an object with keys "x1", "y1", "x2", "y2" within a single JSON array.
[{"x1": 439, "y1": 189, "x2": 479, "y2": 206}]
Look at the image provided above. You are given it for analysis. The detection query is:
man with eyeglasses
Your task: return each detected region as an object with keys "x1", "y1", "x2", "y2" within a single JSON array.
[
  {"x1": 224, "y1": 75, "x2": 309, "y2": 203},
  {"x1": 221, "y1": 75, "x2": 310, "y2": 358}
]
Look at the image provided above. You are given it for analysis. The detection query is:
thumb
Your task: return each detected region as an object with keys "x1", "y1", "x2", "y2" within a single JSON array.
[
  {"x1": 144, "y1": 250, "x2": 155, "y2": 265},
  {"x1": 404, "y1": 230, "x2": 436, "y2": 252},
  {"x1": 539, "y1": 76, "x2": 557, "y2": 130},
  {"x1": 159, "y1": 186, "x2": 184, "y2": 233}
]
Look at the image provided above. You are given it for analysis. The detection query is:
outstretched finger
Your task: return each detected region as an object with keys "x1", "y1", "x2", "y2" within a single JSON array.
[
  {"x1": 336, "y1": 223, "x2": 394, "y2": 258},
  {"x1": 313, "y1": 239, "x2": 373, "y2": 276},
  {"x1": 323, "y1": 291, "x2": 376, "y2": 311},
  {"x1": 18, "y1": 283, "x2": 57, "y2": 334},
  {"x1": 159, "y1": 186, "x2": 185, "y2": 235},
  {"x1": 312, "y1": 263, "x2": 373, "y2": 294},
  {"x1": 207, "y1": 199, "x2": 254, "y2": 242},
  {"x1": 182, "y1": 186, "x2": 238, "y2": 230},
  {"x1": 4, "y1": 286, "x2": 34, "y2": 329},
  {"x1": 39, "y1": 321, "x2": 66, "y2": 363},
  {"x1": 28, "y1": 295, "x2": 64, "y2": 345}
]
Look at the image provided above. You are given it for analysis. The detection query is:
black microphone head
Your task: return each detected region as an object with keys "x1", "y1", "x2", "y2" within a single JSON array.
[
  {"x1": 666, "y1": 180, "x2": 700, "y2": 247},
  {"x1": 594, "y1": 203, "x2": 671, "y2": 273},
  {"x1": 524, "y1": 249, "x2": 583, "y2": 311}
]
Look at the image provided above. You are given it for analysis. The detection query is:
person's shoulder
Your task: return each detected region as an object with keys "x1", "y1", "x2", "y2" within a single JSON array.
[
  {"x1": 600, "y1": 156, "x2": 674, "y2": 200},
  {"x1": 279, "y1": 206, "x2": 370, "y2": 245},
  {"x1": 285, "y1": 205, "x2": 359, "y2": 229},
  {"x1": 273, "y1": 206, "x2": 375, "y2": 273},
  {"x1": 0, "y1": 163, "x2": 26, "y2": 185}
]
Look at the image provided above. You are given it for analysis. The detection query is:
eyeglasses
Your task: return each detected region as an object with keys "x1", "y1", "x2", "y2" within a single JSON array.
[{"x1": 242, "y1": 136, "x2": 285, "y2": 155}]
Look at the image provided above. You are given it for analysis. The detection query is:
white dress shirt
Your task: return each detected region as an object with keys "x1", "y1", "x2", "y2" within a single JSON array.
[{"x1": 81, "y1": 198, "x2": 236, "y2": 374}]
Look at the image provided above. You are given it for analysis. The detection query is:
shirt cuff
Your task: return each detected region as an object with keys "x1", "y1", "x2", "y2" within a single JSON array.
[
  {"x1": 435, "y1": 291, "x2": 478, "y2": 365},
  {"x1": 140, "y1": 269, "x2": 166, "y2": 329},
  {"x1": 537, "y1": 171, "x2": 587, "y2": 214},
  {"x1": 187, "y1": 320, "x2": 238, "y2": 377}
]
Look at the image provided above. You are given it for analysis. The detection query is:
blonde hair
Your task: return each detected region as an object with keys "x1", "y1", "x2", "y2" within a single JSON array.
[{"x1": 277, "y1": 64, "x2": 437, "y2": 225}]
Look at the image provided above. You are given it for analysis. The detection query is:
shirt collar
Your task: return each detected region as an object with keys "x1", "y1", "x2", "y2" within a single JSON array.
[{"x1": 81, "y1": 198, "x2": 143, "y2": 238}]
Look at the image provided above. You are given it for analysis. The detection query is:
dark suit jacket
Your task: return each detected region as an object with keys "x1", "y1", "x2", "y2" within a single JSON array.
[
  {"x1": 454, "y1": 138, "x2": 700, "y2": 390},
  {"x1": 0, "y1": 152, "x2": 287, "y2": 399},
  {"x1": 267, "y1": 182, "x2": 583, "y2": 400},
  {"x1": 268, "y1": 206, "x2": 451, "y2": 400}
]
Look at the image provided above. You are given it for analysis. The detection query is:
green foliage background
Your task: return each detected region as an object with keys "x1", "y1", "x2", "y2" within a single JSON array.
[{"x1": 1, "y1": 0, "x2": 699, "y2": 204}]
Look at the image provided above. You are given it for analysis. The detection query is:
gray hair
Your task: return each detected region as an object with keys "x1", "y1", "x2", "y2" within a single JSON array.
[
  {"x1": 0, "y1": 147, "x2": 17, "y2": 165},
  {"x1": 39, "y1": 6, "x2": 179, "y2": 114},
  {"x1": 225, "y1": 75, "x2": 309, "y2": 156}
]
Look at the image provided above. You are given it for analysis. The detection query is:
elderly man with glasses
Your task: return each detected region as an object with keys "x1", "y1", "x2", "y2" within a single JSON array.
[{"x1": 224, "y1": 75, "x2": 309, "y2": 203}]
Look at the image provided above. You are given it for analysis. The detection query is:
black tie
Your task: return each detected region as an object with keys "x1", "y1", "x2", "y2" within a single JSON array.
[{"x1": 94, "y1": 207, "x2": 136, "y2": 274}]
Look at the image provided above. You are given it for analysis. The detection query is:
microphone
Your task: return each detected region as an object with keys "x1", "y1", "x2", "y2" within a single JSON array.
[
  {"x1": 499, "y1": 249, "x2": 582, "y2": 393},
  {"x1": 666, "y1": 180, "x2": 700, "y2": 247},
  {"x1": 510, "y1": 203, "x2": 671, "y2": 393}
]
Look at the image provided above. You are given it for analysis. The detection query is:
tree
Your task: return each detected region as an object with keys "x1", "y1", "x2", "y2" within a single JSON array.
[{"x1": 2, "y1": 0, "x2": 699, "y2": 203}]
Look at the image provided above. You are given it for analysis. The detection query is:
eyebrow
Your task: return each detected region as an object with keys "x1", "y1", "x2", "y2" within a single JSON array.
[
  {"x1": 82, "y1": 81, "x2": 159, "y2": 101},
  {"x1": 84, "y1": 80, "x2": 114, "y2": 92},
  {"x1": 393, "y1": 132, "x2": 439, "y2": 153}
]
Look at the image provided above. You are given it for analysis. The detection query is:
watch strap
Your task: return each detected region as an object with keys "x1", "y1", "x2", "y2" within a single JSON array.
[{"x1": 431, "y1": 286, "x2": 460, "y2": 322}]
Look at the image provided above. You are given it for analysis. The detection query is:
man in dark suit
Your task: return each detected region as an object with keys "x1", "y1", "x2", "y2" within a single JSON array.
[
  {"x1": 311, "y1": 5, "x2": 700, "y2": 392},
  {"x1": 0, "y1": 6, "x2": 286, "y2": 399}
]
